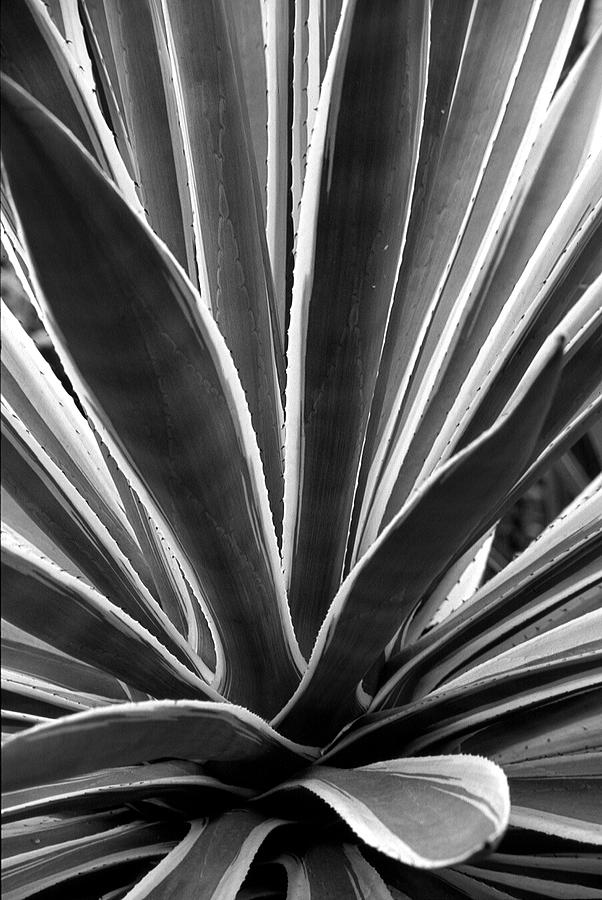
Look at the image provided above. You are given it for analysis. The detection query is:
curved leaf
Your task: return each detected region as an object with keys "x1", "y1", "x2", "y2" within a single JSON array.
[
  {"x1": 276, "y1": 843, "x2": 394, "y2": 900},
  {"x1": 158, "y1": 0, "x2": 286, "y2": 532},
  {"x1": 2, "y1": 532, "x2": 219, "y2": 704},
  {"x1": 78, "y1": 0, "x2": 197, "y2": 280},
  {"x1": 509, "y1": 760, "x2": 602, "y2": 844},
  {"x1": 1, "y1": 700, "x2": 317, "y2": 793},
  {"x1": 0, "y1": 0, "x2": 139, "y2": 207},
  {"x1": 1, "y1": 302, "x2": 145, "y2": 579},
  {"x1": 353, "y1": 0, "x2": 574, "y2": 555},
  {"x1": 2, "y1": 818, "x2": 177, "y2": 899},
  {"x1": 125, "y1": 811, "x2": 286, "y2": 899},
  {"x1": 275, "y1": 341, "x2": 562, "y2": 743},
  {"x1": 2, "y1": 761, "x2": 251, "y2": 824},
  {"x1": 0, "y1": 75, "x2": 303, "y2": 716},
  {"x1": 382, "y1": 476, "x2": 601, "y2": 705},
  {"x1": 264, "y1": 756, "x2": 510, "y2": 869},
  {"x1": 458, "y1": 853, "x2": 602, "y2": 899},
  {"x1": 325, "y1": 632, "x2": 601, "y2": 769},
  {"x1": 1, "y1": 402, "x2": 208, "y2": 678},
  {"x1": 1, "y1": 635, "x2": 133, "y2": 703}
]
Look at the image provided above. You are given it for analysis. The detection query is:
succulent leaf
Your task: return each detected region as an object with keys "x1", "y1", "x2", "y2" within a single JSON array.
[{"x1": 1, "y1": 1, "x2": 601, "y2": 896}]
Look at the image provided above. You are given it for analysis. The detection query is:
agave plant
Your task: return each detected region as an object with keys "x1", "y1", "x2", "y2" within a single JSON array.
[{"x1": 1, "y1": 0, "x2": 601, "y2": 896}]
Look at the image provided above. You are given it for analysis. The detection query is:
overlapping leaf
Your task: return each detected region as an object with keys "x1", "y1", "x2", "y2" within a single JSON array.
[
  {"x1": 276, "y1": 342, "x2": 562, "y2": 743},
  {"x1": 1, "y1": 0, "x2": 139, "y2": 206},
  {"x1": 1, "y1": 700, "x2": 317, "y2": 794},
  {"x1": 351, "y1": 0, "x2": 579, "y2": 556},
  {"x1": 2, "y1": 762, "x2": 251, "y2": 824},
  {"x1": 265, "y1": 755, "x2": 509, "y2": 869},
  {"x1": 1, "y1": 75, "x2": 303, "y2": 716},
  {"x1": 125, "y1": 811, "x2": 286, "y2": 899},
  {"x1": 1, "y1": 3, "x2": 601, "y2": 899},
  {"x1": 283, "y1": 0, "x2": 430, "y2": 655},
  {"x1": 2, "y1": 533, "x2": 218, "y2": 703},
  {"x1": 275, "y1": 843, "x2": 393, "y2": 900}
]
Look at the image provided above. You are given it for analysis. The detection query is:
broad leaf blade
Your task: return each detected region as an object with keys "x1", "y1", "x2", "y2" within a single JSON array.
[
  {"x1": 1, "y1": 700, "x2": 317, "y2": 793},
  {"x1": 264, "y1": 0, "x2": 292, "y2": 345},
  {"x1": 1, "y1": 75, "x2": 303, "y2": 716},
  {"x1": 95, "y1": 433, "x2": 216, "y2": 669},
  {"x1": 227, "y1": 0, "x2": 267, "y2": 221},
  {"x1": 265, "y1": 756, "x2": 509, "y2": 869}
]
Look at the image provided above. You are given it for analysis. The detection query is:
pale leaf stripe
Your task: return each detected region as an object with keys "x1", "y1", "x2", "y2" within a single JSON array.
[
  {"x1": 124, "y1": 811, "x2": 286, "y2": 899},
  {"x1": 1, "y1": 700, "x2": 317, "y2": 794},
  {"x1": 265, "y1": 756, "x2": 509, "y2": 869}
]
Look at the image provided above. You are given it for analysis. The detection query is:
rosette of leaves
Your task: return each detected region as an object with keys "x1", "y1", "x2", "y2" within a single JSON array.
[{"x1": 1, "y1": 0, "x2": 601, "y2": 897}]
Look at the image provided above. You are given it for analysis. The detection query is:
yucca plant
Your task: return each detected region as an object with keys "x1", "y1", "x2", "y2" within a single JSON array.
[{"x1": 1, "y1": 0, "x2": 601, "y2": 896}]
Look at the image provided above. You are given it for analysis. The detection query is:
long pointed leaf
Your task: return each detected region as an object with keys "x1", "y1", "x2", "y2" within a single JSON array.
[
  {"x1": 1, "y1": 75, "x2": 303, "y2": 716},
  {"x1": 283, "y1": 0, "x2": 429, "y2": 655},
  {"x1": 125, "y1": 811, "x2": 286, "y2": 899},
  {"x1": 1, "y1": 0, "x2": 139, "y2": 208},
  {"x1": 2, "y1": 818, "x2": 177, "y2": 899},
  {"x1": 506, "y1": 752, "x2": 602, "y2": 843},
  {"x1": 2, "y1": 762, "x2": 251, "y2": 824},
  {"x1": 1, "y1": 636, "x2": 133, "y2": 703},
  {"x1": 275, "y1": 341, "x2": 562, "y2": 743},
  {"x1": 264, "y1": 0, "x2": 292, "y2": 344},
  {"x1": 458, "y1": 853, "x2": 602, "y2": 899},
  {"x1": 325, "y1": 622, "x2": 601, "y2": 769},
  {"x1": 159, "y1": 0, "x2": 286, "y2": 533},
  {"x1": 1, "y1": 303, "x2": 146, "y2": 580},
  {"x1": 383, "y1": 476, "x2": 601, "y2": 704},
  {"x1": 355, "y1": 2, "x2": 594, "y2": 556},
  {"x1": 1, "y1": 401, "x2": 208, "y2": 678},
  {"x1": 1, "y1": 533, "x2": 219, "y2": 704},
  {"x1": 275, "y1": 843, "x2": 394, "y2": 900},
  {"x1": 79, "y1": 0, "x2": 197, "y2": 280}
]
